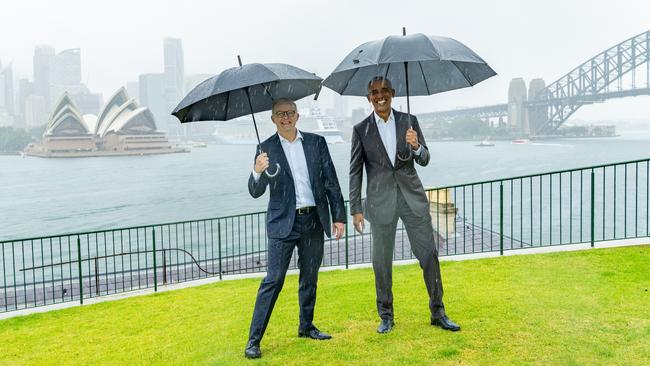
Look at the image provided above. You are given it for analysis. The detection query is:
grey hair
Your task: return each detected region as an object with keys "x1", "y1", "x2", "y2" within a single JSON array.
[
  {"x1": 271, "y1": 98, "x2": 297, "y2": 113},
  {"x1": 367, "y1": 76, "x2": 393, "y2": 90}
]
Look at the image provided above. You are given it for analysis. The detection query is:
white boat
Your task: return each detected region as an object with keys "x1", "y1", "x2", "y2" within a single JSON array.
[
  {"x1": 475, "y1": 138, "x2": 495, "y2": 147},
  {"x1": 511, "y1": 138, "x2": 531, "y2": 144},
  {"x1": 312, "y1": 117, "x2": 345, "y2": 144}
]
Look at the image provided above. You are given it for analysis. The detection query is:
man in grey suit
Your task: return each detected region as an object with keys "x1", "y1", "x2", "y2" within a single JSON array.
[{"x1": 349, "y1": 76, "x2": 460, "y2": 333}]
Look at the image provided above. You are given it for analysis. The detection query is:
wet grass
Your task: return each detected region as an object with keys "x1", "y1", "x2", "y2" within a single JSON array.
[{"x1": 0, "y1": 245, "x2": 648, "y2": 365}]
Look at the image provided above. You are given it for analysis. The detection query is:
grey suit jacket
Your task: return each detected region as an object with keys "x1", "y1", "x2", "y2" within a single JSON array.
[{"x1": 349, "y1": 110, "x2": 430, "y2": 225}]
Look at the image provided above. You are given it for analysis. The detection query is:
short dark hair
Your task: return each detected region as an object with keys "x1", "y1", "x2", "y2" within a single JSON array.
[
  {"x1": 271, "y1": 98, "x2": 297, "y2": 113},
  {"x1": 367, "y1": 76, "x2": 393, "y2": 90}
]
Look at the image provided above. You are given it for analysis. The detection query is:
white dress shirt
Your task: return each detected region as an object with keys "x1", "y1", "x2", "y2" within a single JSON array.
[
  {"x1": 374, "y1": 110, "x2": 423, "y2": 166},
  {"x1": 252, "y1": 131, "x2": 316, "y2": 209}
]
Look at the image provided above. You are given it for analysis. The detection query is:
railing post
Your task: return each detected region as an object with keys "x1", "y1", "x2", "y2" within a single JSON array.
[
  {"x1": 499, "y1": 183, "x2": 504, "y2": 255},
  {"x1": 591, "y1": 170, "x2": 595, "y2": 248},
  {"x1": 345, "y1": 204, "x2": 349, "y2": 269},
  {"x1": 218, "y1": 221, "x2": 223, "y2": 280},
  {"x1": 77, "y1": 237, "x2": 83, "y2": 305},
  {"x1": 162, "y1": 250, "x2": 167, "y2": 285},
  {"x1": 94, "y1": 258, "x2": 99, "y2": 296},
  {"x1": 152, "y1": 228, "x2": 158, "y2": 292}
]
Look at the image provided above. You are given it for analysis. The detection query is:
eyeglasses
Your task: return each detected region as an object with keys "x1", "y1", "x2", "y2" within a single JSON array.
[
  {"x1": 368, "y1": 87, "x2": 392, "y2": 97},
  {"x1": 273, "y1": 110, "x2": 297, "y2": 118}
]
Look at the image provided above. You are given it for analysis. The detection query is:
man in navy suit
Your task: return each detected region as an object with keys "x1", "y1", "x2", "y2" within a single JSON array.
[
  {"x1": 349, "y1": 77, "x2": 460, "y2": 334},
  {"x1": 244, "y1": 98, "x2": 346, "y2": 359}
]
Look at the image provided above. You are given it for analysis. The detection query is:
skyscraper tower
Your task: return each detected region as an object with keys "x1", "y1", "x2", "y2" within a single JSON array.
[
  {"x1": 51, "y1": 48, "x2": 81, "y2": 85},
  {"x1": 164, "y1": 38, "x2": 184, "y2": 136},
  {"x1": 33, "y1": 45, "x2": 55, "y2": 108},
  {"x1": 3, "y1": 63, "x2": 15, "y2": 116}
]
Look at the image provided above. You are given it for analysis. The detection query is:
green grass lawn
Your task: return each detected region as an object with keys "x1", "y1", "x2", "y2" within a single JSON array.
[{"x1": 1, "y1": 245, "x2": 649, "y2": 365}]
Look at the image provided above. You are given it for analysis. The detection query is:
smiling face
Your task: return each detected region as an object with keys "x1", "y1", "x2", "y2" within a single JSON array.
[
  {"x1": 367, "y1": 78, "x2": 395, "y2": 119},
  {"x1": 271, "y1": 100, "x2": 299, "y2": 140}
]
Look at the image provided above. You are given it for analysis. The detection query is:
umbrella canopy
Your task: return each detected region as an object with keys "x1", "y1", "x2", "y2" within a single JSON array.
[
  {"x1": 322, "y1": 32, "x2": 496, "y2": 97},
  {"x1": 172, "y1": 60, "x2": 321, "y2": 178},
  {"x1": 172, "y1": 62, "x2": 322, "y2": 123}
]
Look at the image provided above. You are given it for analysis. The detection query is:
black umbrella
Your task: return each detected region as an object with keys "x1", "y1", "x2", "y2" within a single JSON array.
[
  {"x1": 172, "y1": 56, "x2": 322, "y2": 176},
  {"x1": 323, "y1": 28, "x2": 496, "y2": 160}
]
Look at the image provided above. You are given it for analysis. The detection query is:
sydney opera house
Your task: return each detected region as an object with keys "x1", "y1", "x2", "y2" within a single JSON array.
[{"x1": 24, "y1": 88, "x2": 186, "y2": 157}]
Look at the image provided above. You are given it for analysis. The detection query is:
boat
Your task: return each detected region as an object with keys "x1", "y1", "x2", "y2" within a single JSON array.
[
  {"x1": 312, "y1": 116, "x2": 345, "y2": 144},
  {"x1": 511, "y1": 138, "x2": 531, "y2": 144},
  {"x1": 475, "y1": 138, "x2": 495, "y2": 147}
]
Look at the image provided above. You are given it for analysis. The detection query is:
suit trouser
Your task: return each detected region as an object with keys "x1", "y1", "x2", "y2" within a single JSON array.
[
  {"x1": 247, "y1": 211, "x2": 324, "y2": 345},
  {"x1": 371, "y1": 187, "x2": 446, "y2": 321}
]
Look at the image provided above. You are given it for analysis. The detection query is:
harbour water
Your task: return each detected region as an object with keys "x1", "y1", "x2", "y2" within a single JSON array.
[{"x1": 2, "y1": 130, "x2": 650, "y2": 241}]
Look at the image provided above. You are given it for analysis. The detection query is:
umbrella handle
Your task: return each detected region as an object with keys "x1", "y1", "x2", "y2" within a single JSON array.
[
  {"x1": 397, "y1": 110, "x2": 414, "y2": 162},
  {"x1": 265, "y1": 163, "x2": 281, "y2": 178},
  {"x1": 396, "y1": 149, "x2": 413, "y2": 162}
]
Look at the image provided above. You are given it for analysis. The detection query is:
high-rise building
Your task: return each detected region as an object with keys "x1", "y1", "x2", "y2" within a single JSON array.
[
  {"x1": 33, "y1": 45, "x2": 55, "y2": 108},
  {"x1": 164, "y1": 38, "x2": 184, "y2": 137},
  {"x1": 16, "y1": 79, "x2": 35, "y2": 128},
  {"x1": 51, "y1": 48, "x2": 81, "y2": 85},
  {"x1": 164, "y1": 38, "x2": 184, "y2": 100},
  {"x1": 333, "y1": 94, "x2": 348, "y2": 118},
  {"x1": 139, "y1": 73, "x2": 167, "y2": 131},
  {"x1": 126, "y1": 81, "x2": 139, "y2": 102},
  {"x1": 0, "y1": 61, "x2": 15, "y2": 127},
  {"x1": 0, "y1": 59, "x2": 6, "y2": 111},
  {"x1": 4, "y1": 64, "x2": 15, "y2": 117},
  {"x1": 25, "y1": 95, "x2": 48, "y2": 128},
  {"x1": 47, "y1": 48, "x2": 102, "y2": 115}
]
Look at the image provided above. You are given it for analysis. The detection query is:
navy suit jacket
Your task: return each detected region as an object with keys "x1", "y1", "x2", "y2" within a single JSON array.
[{"x1": 248, "y1": 132, "x2": 347, "y2": 239}]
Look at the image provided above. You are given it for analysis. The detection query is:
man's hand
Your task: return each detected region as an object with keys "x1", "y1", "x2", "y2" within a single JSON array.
[
  {"x1": 332, "y1": 222, "x2": 345, "y2": 240},
  {"x1": 353, "y1": 213, "x2": 365, "y2": 234},
  {"x1": 406, "y1": 127, "x2": 420, "y2": 150},
  {"x1": 254, "y1": 152, "x2": 269, "y2": 173}
]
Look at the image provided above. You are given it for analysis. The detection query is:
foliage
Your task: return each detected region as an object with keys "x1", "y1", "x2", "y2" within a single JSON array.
[{"x1": 0, "y1": 125, "x2": 45, "y2": 152}]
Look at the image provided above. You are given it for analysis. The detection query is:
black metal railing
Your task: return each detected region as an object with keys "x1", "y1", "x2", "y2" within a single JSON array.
[{"x1": 2, "y1": 158, "x2": 649, "y2": 313}]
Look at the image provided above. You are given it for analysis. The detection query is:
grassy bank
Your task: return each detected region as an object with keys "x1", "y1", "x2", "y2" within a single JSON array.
[{"x1": 0, "y1": 245, "x2": 648, "y2": 365}]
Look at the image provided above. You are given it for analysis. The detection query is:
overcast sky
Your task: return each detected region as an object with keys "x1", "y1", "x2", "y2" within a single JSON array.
[{"x1": 1, "y1": 0, "x2": 649, "y2": 120}]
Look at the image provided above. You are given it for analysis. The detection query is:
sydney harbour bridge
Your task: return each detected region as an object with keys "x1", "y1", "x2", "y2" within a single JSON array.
[{"x1": 419, "y1": 30, "x2": 650, "y2": 137}]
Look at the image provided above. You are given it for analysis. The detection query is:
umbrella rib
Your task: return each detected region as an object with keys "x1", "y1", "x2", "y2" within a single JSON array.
[
  {"x1": 224, "y1": 89, "x2": 231, "y2": 120},
  {"x1": 341, "y1": 70, "x2": 359, "y2": 95},
  {"x1": 263, "y1": 82, "x2": 274, "y2": 101},
  {"x1": 417, "y1": 61, "x2": 431, "y2": 95},
  {"x1": 451, "y1": 61, "x2": 473, "y2": 86}
]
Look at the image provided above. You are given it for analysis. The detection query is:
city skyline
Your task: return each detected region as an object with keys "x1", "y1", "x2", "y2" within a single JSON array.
[{"x1": 1, "y1": 0, "x2": 649, "y2": 122}]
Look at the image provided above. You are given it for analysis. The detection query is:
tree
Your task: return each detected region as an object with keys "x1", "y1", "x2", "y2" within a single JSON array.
[{"x1": 0, "y1": 127, "x2": 37, "y2": 152}]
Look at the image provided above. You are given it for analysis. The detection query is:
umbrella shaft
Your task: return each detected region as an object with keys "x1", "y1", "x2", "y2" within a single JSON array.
[
  {"x1": 243, "y1": 87, "x2": 263, "y2": 149},
  {"x1": 404, "y1": 62, "x2": 411, "y2": 128}
]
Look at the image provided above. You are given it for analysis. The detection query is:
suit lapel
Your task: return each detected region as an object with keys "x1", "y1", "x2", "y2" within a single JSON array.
[{"x1": 367, "y1": 114, "x2": 394, "y2": 168}]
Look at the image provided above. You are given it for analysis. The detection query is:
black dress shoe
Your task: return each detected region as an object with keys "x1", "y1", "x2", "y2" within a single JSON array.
[
  {"x1": 244, "y1": 340, "x2": 261, "y2": 359},
  {"x1": 298, "y1": 327, "x2": 332, "y2": 340},
  {"x1": 377, "y1": 318, "x2": 394, "y2": 333},
  {"x1": 431, "y1": 315, "x2": 461, "y2": 331}
]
